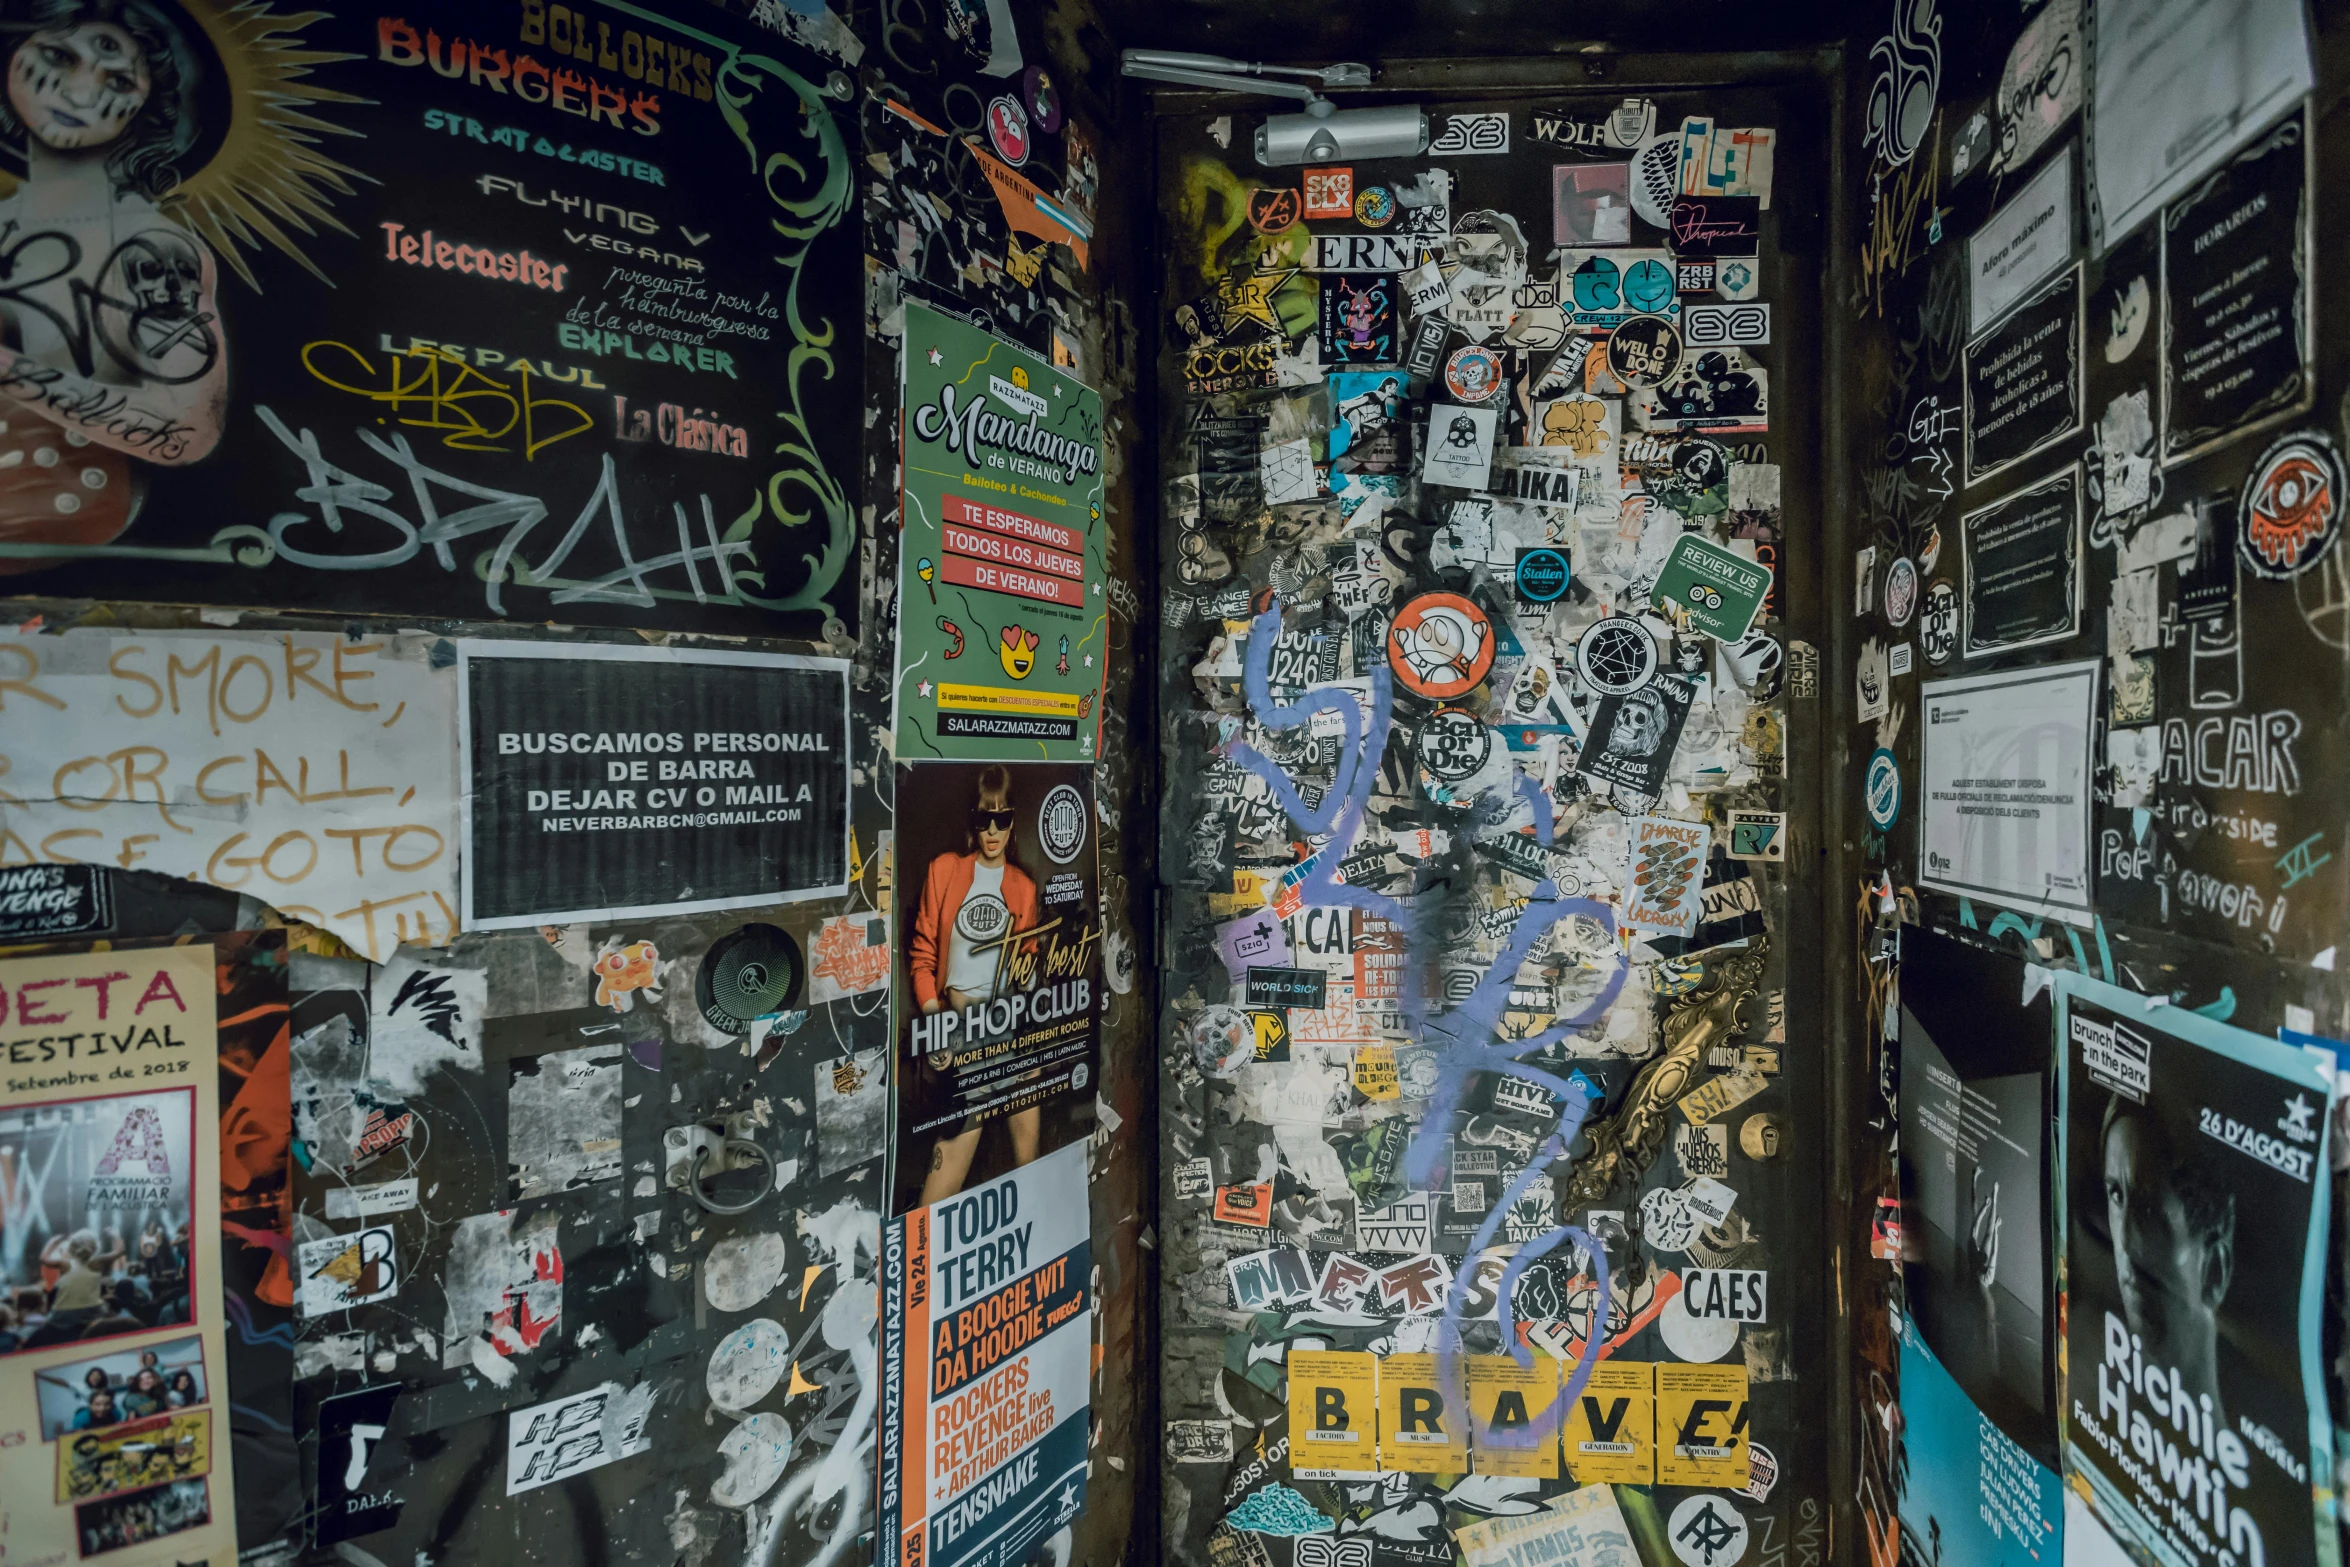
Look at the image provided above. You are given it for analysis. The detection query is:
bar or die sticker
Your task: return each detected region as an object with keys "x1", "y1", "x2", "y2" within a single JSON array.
[{"x1": 1725, "y1": 810, "x2": 1785, "y2": 861}]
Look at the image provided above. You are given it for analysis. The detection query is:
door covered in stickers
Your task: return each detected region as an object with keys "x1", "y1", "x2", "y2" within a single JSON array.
[{"x1": 1152, "y1": 80, "x2": 1832, "y2": 1567}]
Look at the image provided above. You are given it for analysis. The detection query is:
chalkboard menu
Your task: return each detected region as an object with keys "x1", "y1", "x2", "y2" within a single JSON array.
[
  {"x1": 1961, "y1": 466, "x2": 2081, "y2": 658},
  {"x1": 0, "y1": 0, "x2": 859, "y2": 637},
  {"x1": 1963, "y1": 264, "x2": 2081, "y2": 486},
  {"x1": 2161, "y1": 112, "x2": 2310, "y2": 464}
]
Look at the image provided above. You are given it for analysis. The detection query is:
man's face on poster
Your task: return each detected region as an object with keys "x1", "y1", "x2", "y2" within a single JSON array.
[{"x1": 2103, "y1": 1115, "x2": 2229, "y2": 1346}]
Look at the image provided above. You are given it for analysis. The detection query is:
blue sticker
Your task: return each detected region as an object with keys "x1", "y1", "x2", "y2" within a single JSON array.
[
  {"x1": 1865, "y1": 747, "x2": 1902, "y2": 829},
  {"x1": 1515, "y1": 546, "x2": 1571, "y2": 603}
]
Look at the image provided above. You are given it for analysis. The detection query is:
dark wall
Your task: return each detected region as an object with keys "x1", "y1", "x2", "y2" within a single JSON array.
[{"x1": 0, "y1": 0, "x2": 1154, "y2": 1562}]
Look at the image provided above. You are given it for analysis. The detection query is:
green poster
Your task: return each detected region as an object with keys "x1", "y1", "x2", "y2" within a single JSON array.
[
  {"x1": 1651, "y1": 533, "x2": 1771, "y2": 640},
  {"x1": 897, "y1": 302, "x2": 1107, "y2": 761}
]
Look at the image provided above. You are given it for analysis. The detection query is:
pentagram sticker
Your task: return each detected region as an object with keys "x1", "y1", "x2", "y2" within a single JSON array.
[
  {"x1": 1668, "y1": 1494, "x2": 1750, "y2": 1567},
  {"x1": 1574, "y1": 617, "x2": 1660, "y2": 696},
  {"x1": 2238, "y1": 431, "x2": 2344, "y2": 580},
  {"x1": 1919, "y1": 580, "x2": 1959, "y2": 665}
]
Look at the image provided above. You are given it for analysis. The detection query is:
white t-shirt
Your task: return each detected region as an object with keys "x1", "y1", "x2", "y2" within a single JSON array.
[{"x1": 943, "y1": 863, "x2": 1011, "y2": 999}]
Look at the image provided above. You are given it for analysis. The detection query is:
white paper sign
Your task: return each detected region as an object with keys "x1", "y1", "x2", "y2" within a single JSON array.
[
  {"x1": 2089, "y1": 0, "x2": 2312, "y2": 250},
  {"x1": 1920, "y1": 660, "x2": 2099, "y2": 923},
  {"x1": 1421, "y1": 404, "x2": 1499, "y2": 489},
  {"x1": 0, "y1": 627, "x2": 460, "y2": 959},
  {"x1": 1968, "y1": 153, "x2": 2074, "y2": 333}
]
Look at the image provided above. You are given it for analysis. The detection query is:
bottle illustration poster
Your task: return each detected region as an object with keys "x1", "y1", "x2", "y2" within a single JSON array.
[{"x1": 897, "y1": 300, "x2": 1107, "y2": 763}]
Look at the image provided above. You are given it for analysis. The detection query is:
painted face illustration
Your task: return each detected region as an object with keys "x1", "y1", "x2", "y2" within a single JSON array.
[
  {"x1": 1607, "y1": 688, "x2": 1669, "y2": 755},
  {"x1": 10, "y1": 23, "x2": 150, "y2": 151}
]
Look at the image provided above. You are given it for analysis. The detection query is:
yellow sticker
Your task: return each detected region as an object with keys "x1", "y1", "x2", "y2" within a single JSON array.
[
  {"x1": 1353, "y1": 1045, "x2": 1401, "y2": 1100},
  {"x1": 1377, "y1": 1352, "x2": 1468, "y2": 1473},
  {"x1": 1467, "y1": 1354, "x2": 1561, "y2": 1477},
  {"x1": 1287, "y1": 1351, "x2": 1379, "y2": 1476},
  {"x1": 1677, "y1": 1066, "x2": 1769, "y2": 1124},
  {"x1": 1562, "y1": 1360, "x2": 1654, "y2": 1484},
  {"x1": 1655, "y1": 1362, "x2": 1750, "y2": 1487}
]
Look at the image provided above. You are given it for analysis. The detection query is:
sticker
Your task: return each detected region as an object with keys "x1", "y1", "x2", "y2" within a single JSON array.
[
  {"x1": 1244, "y1": 966, "x2": 1328, "y2": 1010},
  {"x1": 1622, "y1": 815, "x2": 1708, "y2": 934},
  {"x1": 1213, "y1": 1184, "x2": 1274, "y2": 1227},
  {"x1": 1191, "y1": 1005, "x2": 1255, "y2": 1077},
  {"x1": 1553, "y1": 162, "x2": 1634, "y2": 246},
  {"x1": 1319, "y1": 274, "x2": 1398, "y2": 364},
  {"x1": 1247, "y1": 188, "x2": 1301, "y2": 231},
  {"x1": 1354, "y1": 185, "x2": 1396, "y2": 227},
  {"x1": 1574, "y1": 617, "x2": 1660, "y2": 696},
  {"x1": 709, "y1": 1411, "x2": 793, "y2": 1507},
  {"x1": 698, "y1": 923, "x2": 804, "y2": 1034},
  {"x1": 707, "y1": 1320, "x2": 791, "y2": 1412},
  {"x1": 1169, "y1": 1422, "x2": 1235, "y2": 1463},
  {"x1": 1864, "y1": 748, "x2": 1901, "y2": 830},
  {"x1": 57, "y1": 1409, "x2": 212, "y2": 1504},
  {"x1": 1655, "y1": 1287, "x2": 1741, "y2": 1363},
  {"x1": 1431, "y1": 111, "x2": 1510, "y2": 155},
  {"x1": 316, "y1": 1385, "x2": 404, "y2": 1543},
  {"x1": 1388, "y1": 592, "x2": 1496, "y2": 700},
  {"x1": 1582, "y1": 678, "x2": 1695, "y2": 798},
  {"x1": 0, "y1": 862, "x2": 113, "y2": 940},
  {"x1": 1855, "y1": 637, "x2": 1887, "y2": 722},
  {"x1": 1657, "y1": 1366, "x2": 1749, "y2": 1488},
  {"x1": 1565, "y1": 249, "x2": 1681, "y2": 324},
  {"x1": 1652, "y1": 535, "x2": 1769, "y2": 640},
  {"x1": 1561, "y1": 1360, "x2": 1654, "y2": 1483},
  {"x1": 1174, "y1": 1157, "x2": 1214, "y2": 1199},
  {"x1": 1666, "y1": 1492, "x2": 1751, "y2": 1567},
  {"x1": 1286, "y1": 1351, "x2": 1378, "y2": 1475},
  {"x1": 297, "y1": 1226, "x2": 402, "y2": 1318},
  {"x1": 1679, "y1": 1269, "x2": 1768, "y2": 1322},
  {"x1": 1357, "y1": 1197, "x2": 1433, "y2": 1254},
  {"x1": 1020, "y1": 64, "x2": 1063, "y2": 133},
  {"x1": 1607, "y1": 314, "x2": 1685, "y2": 387},
  {"x1": 324, "y1": 1177, "x2": 422, "y2": 1220},
  {"x1": 1919, "y1": 581, "x2": 1959, "y2": 665},
  {"x1": 1714, "y1": 258, "x2": 1759, "y2": 300},
  {"x1": 1678, "y1": 1067, "x2": 1767, "y2": 1124},
  {"x1": 1444, "y1": 346, "x2": 1505, "y2": 404},
  {"x1": 1888, "y1": 642, "x2": 1913, "y2": 677},
  {"x1": 1306, "y1": 233, "x2": 1417, "y2": 273},
  {"x1": 507, "y1": 1383, "x2": 651, "y2": 1495},
  {"x1": 1882, "y1": 556, "x2": 1918, "y2": 627},
  {"x1": 1678, "y1": 259, "x2": 1718, "y2": 293},
  {"x1": 1419, "y1": 404, "x2": 1500, "y2": 490},
  {"x1": 1667, "y1": 194, "x2": 1761, "y2": 258},
  {"x1": 1726, "y1": 811, "x2": 1785, "y2": 862},
  {"x1": 1250, "y1": 1010, "x2": 1289, "y2": 1063},
  {"x1": 1352, "y1": 1045, "x2": 1400, "y2": 1101},
  {"x1": 1376, "y1": 1354, "x2": 1468, "y2": 1472},
  {"x1": 1414, "y1": 706, "x2": 1495, "y2": 782},
  {"x1": 2238, "y1": 431, "x2": 2342, "y2": 580},
  {"x1": 1630, "y1": 353, "x2": 1769, "y2": 435},
  {"x1": 1515, "y1": 546, "x2": 1571, "y2": 603},
  {"x1": 1629, "y1": 131, "x2": 1684, "y2": 227},
  {"x1": 1681, "y1": 302, "x2": 1770, "y2": 347},
  {"x1": 1641, "y1": 1185, "x2": 1703, "y2": 1251},
  {"x1": 1303, "y1": 166, "x2": 1354, "y2": 220},
  {"x1": 1466, "y1": 1355, "x2": 1559, "y2": 1477},
  {"x1": 1740, "y1": 1441, "x2": 1780, "y2": 1503},
  {"x1": 984, "y1": 95, "x2": 1029, "y2": 166}
]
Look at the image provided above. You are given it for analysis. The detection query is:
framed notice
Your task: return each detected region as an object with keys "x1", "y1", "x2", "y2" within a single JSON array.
[
  {"x1": 898, "y1": 301, "x2": 1108, "y2": 763},
  {"x1": 879, "y1": 1140, "x2": 1091, "y2": 1567},
  {"x1": 1963, "y1": 265, "x2": 2083, "y2": 486},
  {"x1": 2055, "y1": 974, "x2": 2337, "y2": 1567},
  {"x1": 2159, "y1": 111, "x2": 2312, "y2": 465},
  {"x1": 1961, "y1": 468, "x2": 2083, "y2": 659},
  {"x1": 1920, "y1": 660, "x2": 2098, "y2": 923},
  {"x1": 1968, "y1": 152, "x2": 2074, "y2": 335},
  {"x1": 458, "y1": 641, "x2": 849, "y2": 928}
]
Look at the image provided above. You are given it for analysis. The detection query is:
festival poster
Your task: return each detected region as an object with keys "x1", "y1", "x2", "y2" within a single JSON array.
[
  {"x1": 0, "y1": 944, "x2": 238, "y2": 1565},
  {"x1": 896, "y1": 300, "x2": 1109, "y2": 763},
  {"x1": 891, "y1": 761, "x2": 1099, "y2": 1217},
  {"x1": 878, "y1": 1138, "x2": 1091, "y2": 1567},
  {"x1": 2055, "y1": 973, "x2": 2337, "y2": 1567}
]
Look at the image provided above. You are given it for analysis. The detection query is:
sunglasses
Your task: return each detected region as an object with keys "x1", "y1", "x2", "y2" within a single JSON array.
[{"x1": 969, "y1": 809, "x2": 1016, "y2": 832}]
